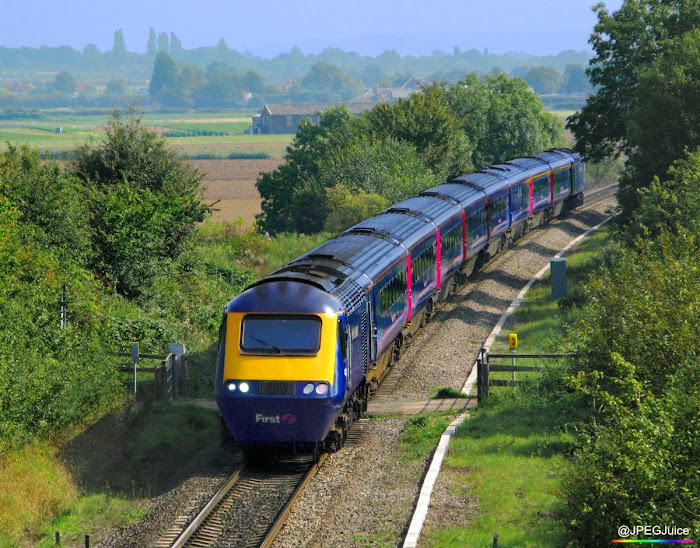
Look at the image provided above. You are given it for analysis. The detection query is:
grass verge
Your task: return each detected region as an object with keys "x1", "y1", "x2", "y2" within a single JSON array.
[
  {"x1": 0, "y1": 401, "x2": 223, "y2": 547},
  {"x1": 420, "y1": 229, "x2": 611, "y2": 547}
]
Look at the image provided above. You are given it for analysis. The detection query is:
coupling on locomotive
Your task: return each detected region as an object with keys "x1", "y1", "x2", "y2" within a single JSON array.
[{"x1": 216, "y1": 149, "x2": 586, "y2": 454}]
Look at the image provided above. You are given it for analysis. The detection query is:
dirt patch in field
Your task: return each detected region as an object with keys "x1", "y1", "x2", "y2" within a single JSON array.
[{"x1": 191, "y1": 159, "x2": 282, "y2": 225}]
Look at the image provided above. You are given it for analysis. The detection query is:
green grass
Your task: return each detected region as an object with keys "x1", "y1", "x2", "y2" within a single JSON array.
[
  {"x1": 161, "y1": 121, "x2": 251, "y2": 133},
  {"x1": 398, "y1": 412, "x2": 457, "y2": 462},
  {"x1": 423, "y1": 391, "x2": 580, "y2": 547},
  {"x1": 0, "y1": 111, "x2": 278, "y2": 154},
  {"x1": 547, "y1": 109, "x2": 577, "y2": 119},
  {"x1": 0, "y1": 127, "x2": 93, "y2": 150},
  {"x1": 35, "y1": 494, "x2": 148, "y2": 548},
  {"x1": 0, "y1": 401, "x2": 225, "y2": 547},
  {"x1": 420, "y1": 229, "x2": 612, "y2": 547}
]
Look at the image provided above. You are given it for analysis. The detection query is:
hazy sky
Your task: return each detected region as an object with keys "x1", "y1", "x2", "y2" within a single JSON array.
[{"x1": 2, "y1": 0, "x2": 624, "y2": 57}]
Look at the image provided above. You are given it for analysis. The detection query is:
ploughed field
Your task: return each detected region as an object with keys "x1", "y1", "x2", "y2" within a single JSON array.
[{"x1": 191, "y1": 159, "x2": 282, "y2": 226}]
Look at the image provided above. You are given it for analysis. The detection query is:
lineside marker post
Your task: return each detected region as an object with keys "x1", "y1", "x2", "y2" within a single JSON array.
[{"x1": 508, "y1": 333, "x2": 518, "y2": 382}]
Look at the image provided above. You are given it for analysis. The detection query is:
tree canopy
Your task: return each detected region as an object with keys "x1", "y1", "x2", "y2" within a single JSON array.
[
  {"x1": 71, "y1": 111, "x2": 208, "y2": 296},
  {"x1": 568, "y1": 0, "x2": 700, "y2": 220},
  {"x1": 447, "y1": 73, "x2": 565, "y2": 169},
  {"x1": 257, "y1": 75, "x2": 562, "y2": 235}
]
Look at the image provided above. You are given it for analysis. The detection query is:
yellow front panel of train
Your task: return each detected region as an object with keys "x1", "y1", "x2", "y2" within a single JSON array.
[{"x1": 224, "y1": 312, "x2": 337, "y2": 384}]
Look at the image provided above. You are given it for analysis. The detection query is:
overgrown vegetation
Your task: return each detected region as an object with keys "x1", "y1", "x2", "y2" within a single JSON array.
[
  {"x1": 559, "y1": 152, "x2": 700, "y2": 544},
  {"x1": 561, "y1": 1, "x2": 700, "y2": 538},
  {"x1": 0, "y1": 111, "x2": 271, "y2": 542}
]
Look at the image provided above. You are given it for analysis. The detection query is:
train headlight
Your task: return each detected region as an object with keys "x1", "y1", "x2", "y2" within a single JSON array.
[
  {"x1": 315, "y1": 383, "x2": 329, "y2": 395},
  {"x1": 225, "y1": 381, "x2": 237, "y2": 392},
  {"x1": 239, "y1": 382, "x2": 250, "y2": 393},
  {"x1": 303, "y1": 383, "x2": 315, "y2": 395}
]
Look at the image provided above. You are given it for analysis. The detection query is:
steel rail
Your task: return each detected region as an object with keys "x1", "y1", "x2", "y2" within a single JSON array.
[
  {"x1": 170, "y1": 465, "x2": 243, "y2": 548},
  {"x1": 259, "y1": 453, "x2": 328, "y2": 548}
]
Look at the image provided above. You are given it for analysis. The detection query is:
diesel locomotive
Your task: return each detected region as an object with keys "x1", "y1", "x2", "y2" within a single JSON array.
[{"x1": 216, "y1": 149, "x2": 586, "y2": 455}]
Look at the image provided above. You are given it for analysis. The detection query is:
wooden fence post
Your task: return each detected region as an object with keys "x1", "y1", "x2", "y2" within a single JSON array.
[{"x1": 477, "y1": 355, "x2": 489, "y2": 403}]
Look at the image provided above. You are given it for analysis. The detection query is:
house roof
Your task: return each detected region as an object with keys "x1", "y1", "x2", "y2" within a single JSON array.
[{"x1": 263, "y1": 102, "x2": 375, "y2": 116}]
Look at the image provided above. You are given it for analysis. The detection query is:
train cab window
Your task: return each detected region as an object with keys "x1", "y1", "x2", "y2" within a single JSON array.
[{"x1": 241, "y1": 314, "x2": 321, "y2": 355}]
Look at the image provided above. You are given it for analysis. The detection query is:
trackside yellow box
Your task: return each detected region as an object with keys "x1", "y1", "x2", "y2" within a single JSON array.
[{"x1": 508, "y1": 333, "x2": 518, "y2": 350}]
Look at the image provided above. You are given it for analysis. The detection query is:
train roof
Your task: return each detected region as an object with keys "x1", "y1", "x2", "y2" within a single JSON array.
[
  {"x1": 304, "y1": 232, "x2": 405, "y2": 281},
  {"x1": 226, "y1": 279, "x2": 344, "y2": 314},
  {"x1": 423, "y1": 182, "x2": 486, "y2": 208},
  {"x1": 450, "y1": 170, "x2": 510, "y2": 195},
  {"x1": 349, "y1": 210, "x2": 435, "y2": 250},
  {"x1": 385, "y1": 195, "x2": 463, "y2": 228}
]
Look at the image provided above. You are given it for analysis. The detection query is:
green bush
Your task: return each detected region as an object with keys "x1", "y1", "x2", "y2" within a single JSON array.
[{"x1": 561, "y1": 151, "x2": 700, "y2": 542}]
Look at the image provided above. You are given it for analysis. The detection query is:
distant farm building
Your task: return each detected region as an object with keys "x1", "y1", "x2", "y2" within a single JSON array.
[{"x1": 252, "y1": 102, "x2": 375, "y2": 134}]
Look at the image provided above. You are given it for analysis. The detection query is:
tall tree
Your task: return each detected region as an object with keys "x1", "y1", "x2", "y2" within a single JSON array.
[
  {"x1": 257, "y1": 107, "x2": 357, "y2": 234},
  {"x1": 70, "y1": 111, "x2": 208, "y2": 296},
  {"x1": 562, "y1": 64, "x2": 591, "y2": 94},
  {"x1": 149, "y1": 52, "x2": 179, "y2": 106},
  {"x1": 366, "y1": 83, "x2": 473, "y2": 181},
  {"x1": 624, "y1": 29, "x2": 700, "y2": 193},
  {"x1": 112, "y1": 28, "x2": 127, "y2": 58},
  {"x1": 294, "y1": 61, "x2": 362, "y2": 102},
  {"x1": 446, "y1": 73, "x2": 564, "y2": 168},
  {"x1": 147, "y1": 27, "x2": 157, "y2": 56},
  {"x1": 525, "y1": 66, "x2": 563, "y2": 94},
  {"x1": 170, "y1": 32, "x2": 183, "y2": 55},
  {"x1": 53, "y1": 71, "x2": 77, "y2": 95},
  {"x1": 567, "y1": 1, "x2": 700, "y2": 163},
  {"x1": 157, "y1": 32, "x2": 169, "y2": 53}
]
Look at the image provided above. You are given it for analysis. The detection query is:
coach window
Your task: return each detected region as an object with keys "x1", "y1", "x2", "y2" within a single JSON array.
[
  {"x1": 533, "y1": 175, "x2": 549, "y2": 202},
  {"x1": 412, "y1": 243, "x2": 436, "y2": 285},
  {"x1": 379, "y1": 270, "x2": 407, "y2": 315},
  {"x1": 512, "y1": 184, "x2": 527, "y2": 211},
  {"x1": 468, "y1": 206, "x2": 486, "y2": 242},
  {"x1": 490, "y1": 196, "x2": 508, "y2": 229},
  {"x1": 441, "y1": 224, "x2": 461, "y2": 261}
]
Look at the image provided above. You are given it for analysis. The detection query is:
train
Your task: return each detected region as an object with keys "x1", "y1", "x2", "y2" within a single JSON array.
[{"x1": 216, "y1": 148, "x2": 586, "y2": 456}]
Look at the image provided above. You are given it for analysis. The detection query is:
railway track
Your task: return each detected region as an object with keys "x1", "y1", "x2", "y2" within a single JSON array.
[
  {"x1": 155, "y1": 421, "x2": 372, "y2": 547},
  {"x1": 152, "y1": 454, "x2": 322, "y2": 547}
]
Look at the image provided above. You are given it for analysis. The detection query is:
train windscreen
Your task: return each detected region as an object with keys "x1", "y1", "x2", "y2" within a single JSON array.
[{"x1": 240, "y1": 314, "x2": 322, "y2": 355}]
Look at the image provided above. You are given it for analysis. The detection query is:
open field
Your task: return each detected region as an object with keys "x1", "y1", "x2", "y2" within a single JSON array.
[
  {"x1": 193, "y1": 159, "x2": 282, "y2": 226},
  {"x1": 0, "y1": 110, "x2": 291, "y2": 159}
]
